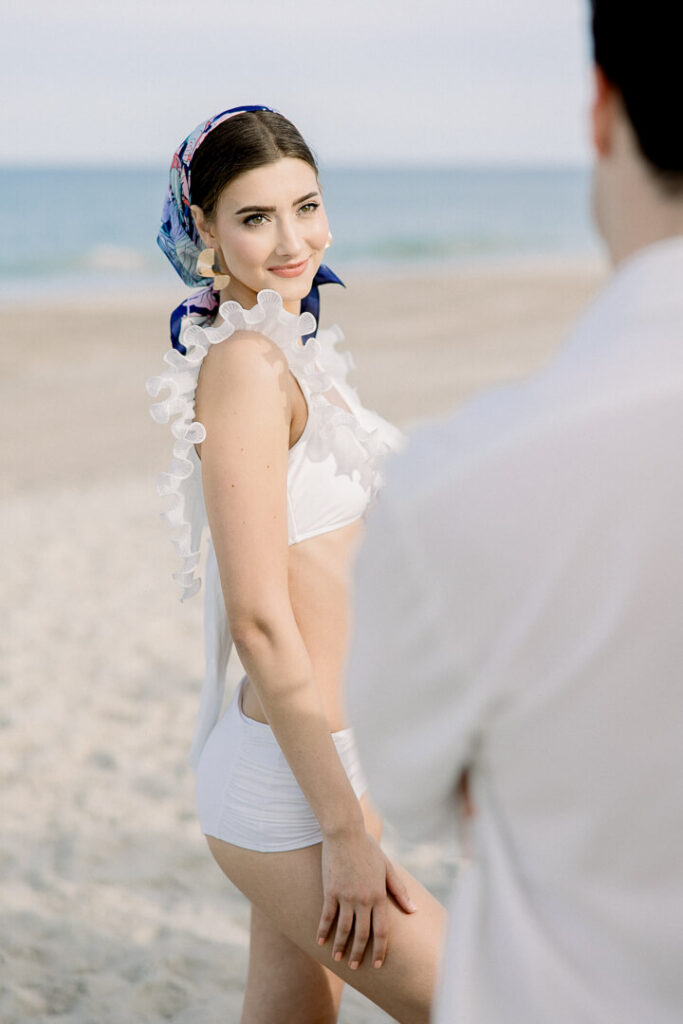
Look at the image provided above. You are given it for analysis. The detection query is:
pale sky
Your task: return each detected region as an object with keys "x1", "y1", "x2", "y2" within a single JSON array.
[{"x1": 2, "y1": 0, "x2": 594, "y2": 167}]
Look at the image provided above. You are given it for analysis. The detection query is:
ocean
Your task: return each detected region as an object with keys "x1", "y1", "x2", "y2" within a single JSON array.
[{"x1": 0, "y1": 165, "x2": 598, "y2": 302}]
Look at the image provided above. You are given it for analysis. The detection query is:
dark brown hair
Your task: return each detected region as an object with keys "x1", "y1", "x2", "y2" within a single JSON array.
[
  {"x1": 591, "y1": 0, "x2": 683, "y2": 195},
  {"x1": 189, "y1": 110, "x2": 319, "y2": 219}
]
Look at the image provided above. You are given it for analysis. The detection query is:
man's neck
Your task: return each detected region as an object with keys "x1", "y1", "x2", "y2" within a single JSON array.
[
  {"x1": 607, "y1": 167, "x2": 683, "y2": 267},
  {"x1": 611, "y1": 212, "x2": 683, "y2": 268}
]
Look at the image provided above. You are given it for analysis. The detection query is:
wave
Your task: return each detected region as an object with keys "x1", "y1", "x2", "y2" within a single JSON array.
[
  {"x1": 82, "y1": 244, "x2": 150, "y2": 272},
  {"x1": 0, "y1": 244, "x2": 163, "y2": 280}
]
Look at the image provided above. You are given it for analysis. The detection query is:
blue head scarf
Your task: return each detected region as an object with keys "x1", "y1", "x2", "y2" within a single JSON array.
[{"x1": 157, "y1": 105, "x2": 343, "y2": 353}]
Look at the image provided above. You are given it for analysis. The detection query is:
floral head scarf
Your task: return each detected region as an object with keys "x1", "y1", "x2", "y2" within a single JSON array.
[{"x1": 157, "y1": 105, "x2": 343, "y2": 352}]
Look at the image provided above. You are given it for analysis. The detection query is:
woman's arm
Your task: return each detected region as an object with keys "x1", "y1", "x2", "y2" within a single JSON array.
[{"x1": 195, "y1": 331, "x2": 414, "y2": 969}]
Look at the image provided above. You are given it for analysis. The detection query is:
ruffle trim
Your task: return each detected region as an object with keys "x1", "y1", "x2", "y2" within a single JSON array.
[
  {"x1": 297, "y1": 324, "x2": 391, "y2": 493},
  {"x1": 146, "y1": 289, "x2": 390, "y2": 600}
]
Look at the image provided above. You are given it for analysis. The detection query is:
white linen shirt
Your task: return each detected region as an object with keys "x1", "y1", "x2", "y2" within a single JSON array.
[{"x1": 347, "y1": 237, "x2": 683, "y2": 1024}]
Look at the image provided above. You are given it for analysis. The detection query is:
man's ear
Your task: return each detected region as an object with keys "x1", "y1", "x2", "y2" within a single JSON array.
[
  {"x1": 591, "y1": 65, "x2": 618, "y2": 159},
  {"x1": 190, "y1": 204, "x2": 214, "y2": 247}
]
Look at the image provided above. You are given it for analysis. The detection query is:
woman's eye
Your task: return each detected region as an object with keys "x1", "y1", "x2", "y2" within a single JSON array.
[
  {"x1": 244, "y1": 214, "x2": 267, "y2": 226},
  {"x1": 299, "y1": 202, "x2": 320, "y2": 214}
]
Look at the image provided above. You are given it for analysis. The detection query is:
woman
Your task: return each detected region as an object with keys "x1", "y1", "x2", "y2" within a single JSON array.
[{"x1": 148, "y1": 105, "x2": 445, "y2": 1023}]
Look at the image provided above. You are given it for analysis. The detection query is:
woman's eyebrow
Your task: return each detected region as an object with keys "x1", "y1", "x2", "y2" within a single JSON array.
[
  {"x1": 293, "y1": 191, "x2": 320, "y2": 205},
  {"x1": 234, "y1": 192, "x2": 320, "y2": 216}
]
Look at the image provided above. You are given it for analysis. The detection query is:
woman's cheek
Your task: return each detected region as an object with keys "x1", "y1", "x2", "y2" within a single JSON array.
[
  {"x1": 225, "y1": 234, "x2": 266, "y2": 273},
  {"x1": 315, "y1": 213, "x2": 330, "y2": 248}
]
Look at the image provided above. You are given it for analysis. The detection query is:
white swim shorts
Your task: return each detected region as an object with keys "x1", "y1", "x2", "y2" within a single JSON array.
[{"x1": 195, "y1": 679, "x2": 368, "y2": 852}]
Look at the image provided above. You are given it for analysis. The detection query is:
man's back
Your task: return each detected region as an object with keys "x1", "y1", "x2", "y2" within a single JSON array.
[{"x1": 348, "y1": 238, "x2": 683, "y2": 1022}]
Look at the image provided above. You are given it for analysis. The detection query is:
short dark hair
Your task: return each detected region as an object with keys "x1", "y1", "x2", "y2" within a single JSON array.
[
  {"x1": 189, "y1": 110, "x2": 319, "y2": 219},
  {"x1": 590, "y1": 0, "x2": 683, "y2": 195}
]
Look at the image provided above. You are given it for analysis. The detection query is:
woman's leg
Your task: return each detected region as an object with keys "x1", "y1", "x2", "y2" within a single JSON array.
[
  {"x1": 242, "y1": 905, "x2": 344, "y2": 1024},
  {"x1": 207, "y1": 798, "x2": 446, "y2": 1024}
]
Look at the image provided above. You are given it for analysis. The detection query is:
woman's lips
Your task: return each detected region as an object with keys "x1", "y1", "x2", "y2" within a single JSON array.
[{"x1": 267, "y1": 257, "x2": 310, "y2": 278}]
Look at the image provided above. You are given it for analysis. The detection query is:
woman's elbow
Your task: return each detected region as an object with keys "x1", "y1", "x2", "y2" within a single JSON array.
[
  {"x1": 227, "y1": 606, "x2": 312, "y2": 708},
  {"x1": 229, "y1": 610, "x2": 284, "y2": 659}
]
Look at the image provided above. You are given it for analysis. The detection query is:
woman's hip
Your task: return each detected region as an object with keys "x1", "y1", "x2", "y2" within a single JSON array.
[{"x1": 194, "y1": 679, "x2": 367, "y2": 852}]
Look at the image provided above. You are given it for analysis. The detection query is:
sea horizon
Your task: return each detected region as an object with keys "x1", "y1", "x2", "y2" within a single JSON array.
[{"x1": 0, "y1": 163, "x2": 599, "y2": 303}]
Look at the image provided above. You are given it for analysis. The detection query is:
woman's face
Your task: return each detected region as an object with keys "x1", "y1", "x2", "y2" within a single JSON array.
[{"x1": 191, "y1": 157, "x2": 330, "y2": 313}]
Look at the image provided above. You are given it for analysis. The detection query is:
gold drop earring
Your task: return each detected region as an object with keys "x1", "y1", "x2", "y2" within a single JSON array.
[
  {"x1": 325, "y1": 232, "x2": 333, "y2": 250},
  {"x1": 196, "y1": 247, "x2": 231, "y2": 288}
]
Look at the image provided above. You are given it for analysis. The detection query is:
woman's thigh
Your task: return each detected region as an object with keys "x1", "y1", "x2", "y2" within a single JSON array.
[
  {"x1": 243, "y1": 904, "x2": 344, "y2": 1024},
  {"x1": 206, "y1": 799, "x2": 446, "y2": 1024}
]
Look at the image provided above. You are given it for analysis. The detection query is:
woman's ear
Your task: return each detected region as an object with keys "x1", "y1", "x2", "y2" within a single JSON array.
[{"x1": 190, "y1": 204, "x2": 215, "y2": 247}]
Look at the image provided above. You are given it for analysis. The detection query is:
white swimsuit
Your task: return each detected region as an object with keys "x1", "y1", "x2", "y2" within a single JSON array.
[{"x1": 147, "y1": 289, "x2": 403, "y2": 849}]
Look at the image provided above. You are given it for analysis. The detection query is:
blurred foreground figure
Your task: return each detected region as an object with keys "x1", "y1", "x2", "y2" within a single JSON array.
[{"x1": 347, "y1": 3, "x2": 683, "y2": 1021}]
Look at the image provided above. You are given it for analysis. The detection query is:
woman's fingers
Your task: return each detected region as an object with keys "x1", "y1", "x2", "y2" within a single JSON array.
[
  {"x1": 318, "y1": 836, "x2": 412, "y2": 970},
  {"x1": 370, "y1": 901, "x2": 390, "y2": 969},
  {"x1": 385, "y1": 857, "x2": 417, "y2": 914},
  {"x1": 347, "y1": 906, "x2": 372, "y2": 969},
  {"x1": 332, "y1": 906, "x2": 355, "y2": 962},
  {"x1": 316, "y1": 896, "x2": 338, "y2": 946}
]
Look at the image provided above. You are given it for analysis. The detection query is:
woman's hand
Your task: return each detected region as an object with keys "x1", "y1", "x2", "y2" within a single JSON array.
[{"x1": 317, "y1": 830, "x2": 417, "y2": 970}]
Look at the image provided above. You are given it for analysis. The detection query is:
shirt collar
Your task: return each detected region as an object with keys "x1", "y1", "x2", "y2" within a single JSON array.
[
  {"x1": 564, "y1": 234, "x2": 683, "y2": 364},
  {"x1": 600, "y1": 234, "x2": 683, "y2": 320}
]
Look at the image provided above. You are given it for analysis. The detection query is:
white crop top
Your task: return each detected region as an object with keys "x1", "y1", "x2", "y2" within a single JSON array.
[
  {"x1": 147, "y1": 289, "x2": 403, "y2": 768},
  {"x1": 286, "y1": 353, "x2": 403, "y2": 544}
]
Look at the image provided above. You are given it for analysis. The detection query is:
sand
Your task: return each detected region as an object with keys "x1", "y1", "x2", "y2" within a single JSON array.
[{"x1": 1, "y1": 258, "x2": 605, "y2": 1023}]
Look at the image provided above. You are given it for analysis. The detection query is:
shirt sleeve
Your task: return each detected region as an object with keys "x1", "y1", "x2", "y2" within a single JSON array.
[{"x1": 345, "y1": 473, "x2": 475, "y2": 841}]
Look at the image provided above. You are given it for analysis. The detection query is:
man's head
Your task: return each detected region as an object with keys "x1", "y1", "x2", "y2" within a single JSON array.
[{"x1": 589, "y1": 1, "x2": 683, "y2": 263}]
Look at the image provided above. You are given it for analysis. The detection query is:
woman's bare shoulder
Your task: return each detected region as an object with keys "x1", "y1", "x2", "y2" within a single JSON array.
[
  {"x1": 196, "y1": 329, "x2": 290, "y2": 403},
  {"x1": 202, "y1": 328, "x2": 288, "y2": 375}
]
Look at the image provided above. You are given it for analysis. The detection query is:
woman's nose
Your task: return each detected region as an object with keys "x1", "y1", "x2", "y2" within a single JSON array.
[{"x1": 273, "y1": 217, "x2": 304, "y2": 257}]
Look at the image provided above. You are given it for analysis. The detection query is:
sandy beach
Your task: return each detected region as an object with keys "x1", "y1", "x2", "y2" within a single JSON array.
[{"x1": 2, "y1": 259, "x2": 605, "y2": 1022}]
